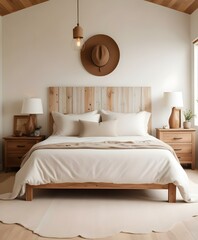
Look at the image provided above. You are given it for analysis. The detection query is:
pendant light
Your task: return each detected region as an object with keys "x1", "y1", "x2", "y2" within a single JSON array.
[{"x1": 73, "y1": 0, "x2": 84, "y2": 50}]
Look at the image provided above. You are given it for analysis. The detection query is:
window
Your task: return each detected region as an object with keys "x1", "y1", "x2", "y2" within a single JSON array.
[{"x1": 193, "y1": 40, "x2": 198, "y2": 125}]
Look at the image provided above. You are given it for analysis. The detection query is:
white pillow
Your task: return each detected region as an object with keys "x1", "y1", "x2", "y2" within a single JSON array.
[
  {"x1": 101, "y1": 110, "x2": 151, "y2": 136},
  {"x1": 52, "y1": 111, "x2": 100, "y2": 136},
  {"x1": 79, "y1": 120, "x2": 118, "y2": 137}
]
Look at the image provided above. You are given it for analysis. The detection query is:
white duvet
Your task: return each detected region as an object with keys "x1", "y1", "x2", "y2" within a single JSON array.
[{"x1": 0, "y1": 135, "x2": 192, "y2": 202}]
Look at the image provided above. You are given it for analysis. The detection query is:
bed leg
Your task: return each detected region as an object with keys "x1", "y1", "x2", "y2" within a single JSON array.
[
  {"x1": 26, "y1": 184, "x2": 33, "y2": 201},
  {"x1": 168, "y1": 183, "x2": 176, "y2": 203}
]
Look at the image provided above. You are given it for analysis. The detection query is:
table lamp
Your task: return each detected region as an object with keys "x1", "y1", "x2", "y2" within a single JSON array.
[
  {"x1": 164, "y1": 91, "x2": 183, "y2": 128},
  {"x1": 21, "y1": 98, "x2": 43, "y2": 136}
]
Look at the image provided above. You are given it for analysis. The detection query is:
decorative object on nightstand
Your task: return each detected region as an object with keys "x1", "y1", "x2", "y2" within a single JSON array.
[
  {"x1": 156, "y1": 128, "x2": 196, "y2": 169},
  {"x1": 34, "y1": 126, "x2": 42, "y2": 136},
  {"x1": 13, "y1": 115, "x2": 29, "y2": 136},
  {"x1": 21, "y1": 98, "x2": 43, "y2": 136},
  {"x1": 164, "y1": 91, "x2": 183, "y2": 128},
  {"x1": 183, "y1": 109, "x2": 195, "y2": 129},
  {"x1": 3, "y1": 135, "x2": 45, "y2": 171}
]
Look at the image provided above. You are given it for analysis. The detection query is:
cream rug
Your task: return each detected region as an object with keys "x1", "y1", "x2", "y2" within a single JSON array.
[{"x1": 0, "y1": 170, "x2": 198, "y2": 239}]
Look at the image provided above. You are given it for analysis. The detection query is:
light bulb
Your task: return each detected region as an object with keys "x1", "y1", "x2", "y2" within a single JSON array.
[
  {"x1": 72, "y1": 37, "x2": 84, "y2": 50},
  {"x1": 76, "y1": 38, "x2": 82, "y2": 47}
]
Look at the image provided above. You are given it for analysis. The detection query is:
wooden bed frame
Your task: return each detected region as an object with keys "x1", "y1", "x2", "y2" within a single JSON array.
[
  {"x1": 25, "y1": 86, "x2": 177, "y2": 202},
  {"x1": 26, "y1": 182, "x2": 176, "y2": 202}
]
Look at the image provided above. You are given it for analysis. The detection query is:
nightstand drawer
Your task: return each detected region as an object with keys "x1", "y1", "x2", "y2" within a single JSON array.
[
  {"x1": 8, "y1": 152, "x2": 26, "y2": 159},
  {"x1": 4, "y1": 135, "x2": 45, "y2": 171},
  {"x1": 6, "y1": 154, "x2": 24, "y2": 167},
  {"x1": 7, "y1": 141, "x2": 35, "y2": 152},
  {"x1": 177, "y1": 154, "x2": 192, "y2": 164},
  {"x1": 156, "y1": 128, "x2": 196, "y2": 170},
  {"x1": 160, "y1": 133, "x2": 192, "y2": 143},
  {"x1": 170, "y1": 143, "x2": 192, "y2": 154}
]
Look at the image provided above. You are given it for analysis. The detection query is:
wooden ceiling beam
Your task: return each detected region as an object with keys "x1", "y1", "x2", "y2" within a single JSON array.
[
  {"x1": 0, "y1": 0, "x2": 48, "y2": 16},
  {"x1": 185, "y1": 0, "x2": 198, "y2": 14},
  {"x1": 18, "y1": 0, "x2": 33, "y2": 8},
  {"x1": 7, "y1": 0, "x2": 25, "y2": 11},
  {"x1": 0, "y1": 0, "x2": 197, "y2": 16},
  {"x1": 145, "y1": 0, "x2": 198, "y2": 14},
  {"x1": 0, "y1": 0, "x2": 14, "y2": 15},
  {"x1": 176, "y1": 0, "x2": 195, "y2": 12}
]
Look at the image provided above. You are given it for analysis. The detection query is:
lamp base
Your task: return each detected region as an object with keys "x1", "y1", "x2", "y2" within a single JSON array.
[
  {"x1": 25, "y1": 114, "x2": 37, "y2": 136},
  {"x1": 169, "y1": 107, "x2": 181, "y2": 128}
]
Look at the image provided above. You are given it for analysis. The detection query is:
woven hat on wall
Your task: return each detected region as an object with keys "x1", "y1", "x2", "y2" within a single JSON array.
[{"x1": 81, "y1": 34, "x2": 120, "y2": 76}]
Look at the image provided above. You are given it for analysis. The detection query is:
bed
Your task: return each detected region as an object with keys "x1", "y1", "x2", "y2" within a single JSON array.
[{"x1": 0, "y1": 87, "x2": 192, "y2": 202}]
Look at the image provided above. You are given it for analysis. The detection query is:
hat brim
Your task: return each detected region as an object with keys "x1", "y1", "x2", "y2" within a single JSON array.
[{"x1": 81, "y1": 34, "x2": 120, "y2": 76}]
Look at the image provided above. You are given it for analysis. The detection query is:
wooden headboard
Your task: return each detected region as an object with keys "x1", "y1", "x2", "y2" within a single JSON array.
[{"x1": 49, "y1": 86, "x2": 152, "y2": 134}]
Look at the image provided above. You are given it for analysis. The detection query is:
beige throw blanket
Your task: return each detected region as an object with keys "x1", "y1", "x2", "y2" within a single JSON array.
[{"x1": 21, "y1": 140, "x2": 178, "y2": 167}]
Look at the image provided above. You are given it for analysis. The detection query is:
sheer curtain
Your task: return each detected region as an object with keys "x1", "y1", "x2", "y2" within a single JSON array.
[{"x1": 193, "y1": 39, "x2": 198, "y2": 126}]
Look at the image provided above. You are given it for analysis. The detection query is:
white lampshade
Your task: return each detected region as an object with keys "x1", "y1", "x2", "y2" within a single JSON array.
[
  {"x1": 21, "y1": 98, "x2": 43, "y2": 114},
  {"x1": 164, "y1": 91, "x2": 183, "y2": 108}
]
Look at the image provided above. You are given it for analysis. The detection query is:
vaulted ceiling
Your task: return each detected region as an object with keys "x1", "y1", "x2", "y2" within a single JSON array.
[
  {"x1": 0, "y1": 0, "x2": 49, "y2": 16},
  {"x1": 145, "y1": 0, "x2": 198, "y2": 15},
  {"x1": 0, "y1": 0, "x2": 197, "y2": 16}
]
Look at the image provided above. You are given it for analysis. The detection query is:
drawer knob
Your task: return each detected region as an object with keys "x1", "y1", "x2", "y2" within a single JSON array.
[
  {"x1": 17, "y1": 145, "x2": 25, "y2": 148},
  {"x1": 173, "y1": 137, "x2": 183, "y2": 140},
  {"x1": 174, "y1": 148, "x2": 182, "y2": 151}
]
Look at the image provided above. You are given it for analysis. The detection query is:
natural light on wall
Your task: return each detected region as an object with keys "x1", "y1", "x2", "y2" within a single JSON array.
[{"x1": 194, "y1": 40, "x2": 198, "y2": 126}]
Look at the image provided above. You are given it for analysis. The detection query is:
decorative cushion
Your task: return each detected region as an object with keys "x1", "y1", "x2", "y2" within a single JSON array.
[
  {"x1": 100, "y1": 110, "x2": 151, "y2": 136},
  {"x1": 52, "y1": 111, "x2": 100, "y2": 136},
  {"x1": 79, "y1": 120, "x2": 118, "y2": 137}
]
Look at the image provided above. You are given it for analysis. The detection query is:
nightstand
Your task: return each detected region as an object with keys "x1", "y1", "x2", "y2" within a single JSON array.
[
  {"x1": 156, "y1": 128, "x2": 196, "y2": 169},
  {"x1": 3, "y1": 136, "x2": 45, "y2": 171}
]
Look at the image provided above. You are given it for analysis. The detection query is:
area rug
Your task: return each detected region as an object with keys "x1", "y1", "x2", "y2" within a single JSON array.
[{"x1": 0, "y1": 170, "x2": 198, "y2": 239}]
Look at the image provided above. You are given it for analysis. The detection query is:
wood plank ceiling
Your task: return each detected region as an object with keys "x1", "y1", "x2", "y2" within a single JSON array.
[
  {"x1": 145, "y1": 0, "x2": 198, "y2": 14},
  {"x1": 0, "y1": 0, "x2": 49, "y2": 16},
  {"x1": 0, "y1": 0, "x2": 197, "y2": 16}
]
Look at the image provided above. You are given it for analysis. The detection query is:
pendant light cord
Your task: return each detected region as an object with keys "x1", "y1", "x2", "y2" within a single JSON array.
[{"x1": 77, "y1": 0, "x2": 79, "y2": 25}]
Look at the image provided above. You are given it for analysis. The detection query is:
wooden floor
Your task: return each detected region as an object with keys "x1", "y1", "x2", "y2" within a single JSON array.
[{"x1": 0, "y1": 218, "x2": 198, "y2": 240}]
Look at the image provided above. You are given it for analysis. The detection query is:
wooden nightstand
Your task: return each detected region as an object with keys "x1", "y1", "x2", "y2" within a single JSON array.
[
  {"x1": 156, "y1": 128, "x2": 196, "y2": 169},
  {"x1": 3, "y1": 136, "x2": 45, "y2": 171}
]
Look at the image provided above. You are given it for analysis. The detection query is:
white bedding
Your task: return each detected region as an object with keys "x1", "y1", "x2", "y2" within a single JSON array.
[{"x1": 0, "y1": 135, "x2": 192, "y2": 202}]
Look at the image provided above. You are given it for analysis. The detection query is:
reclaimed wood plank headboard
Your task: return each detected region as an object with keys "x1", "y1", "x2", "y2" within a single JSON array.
[{"x1": 48, "y1": 86, "x2": 152, "y2": 134}]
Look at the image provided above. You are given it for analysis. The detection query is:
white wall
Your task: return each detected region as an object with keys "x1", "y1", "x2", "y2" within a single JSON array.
[
  {"x1": 2, "y1": 0, "x2": 191, "y2": 138},
  {"x1": 0, "y1": 0, "x2": 193, "y2": 167},
  {"x1": 191, "y1": 9, "x2": 198, "y2": 41},
  {"x1": 0, "y1": 16, "x2": 2, "y2": 170}
]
